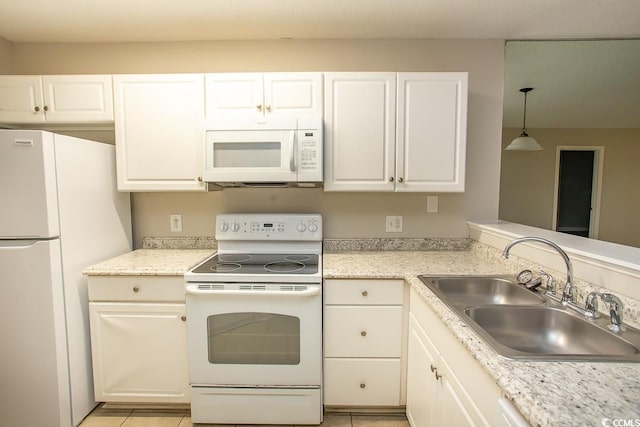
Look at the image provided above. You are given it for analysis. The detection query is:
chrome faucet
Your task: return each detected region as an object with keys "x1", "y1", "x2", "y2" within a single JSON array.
[{"x1": 502, "y1": 236, "x2": 576, "y2": 304}]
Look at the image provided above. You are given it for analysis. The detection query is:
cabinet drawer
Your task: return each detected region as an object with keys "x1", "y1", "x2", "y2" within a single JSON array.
[
  {"x1": 324, "y1": 306, "x2": 402, "y2": 357},
  {"x1": 324, "y1": 358, "x2": 401, "y2": 406},
  {"x1": 324, "y1": 279, "x2": 404, "y2": 305},
  {"x1": 88, "y1": 276, "x2": 185, "y2": 302}
]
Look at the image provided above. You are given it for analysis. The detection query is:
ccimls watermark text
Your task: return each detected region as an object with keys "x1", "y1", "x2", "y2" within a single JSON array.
[{"x1": 602, "y1": 418, "x2": 640, "y2": 427}]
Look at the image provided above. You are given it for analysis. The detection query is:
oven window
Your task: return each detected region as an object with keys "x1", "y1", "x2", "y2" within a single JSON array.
[
  {"x1": 207, "y1": 312, "x2": 300, "y2": 365},
  {"x1": 213, "y1": 142, "x2": 281, "y2": 168}
]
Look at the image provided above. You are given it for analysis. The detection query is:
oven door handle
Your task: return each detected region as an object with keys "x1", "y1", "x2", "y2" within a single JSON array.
[{"x1": 185, "y1": 285, "x2": 320, "y2": 297}]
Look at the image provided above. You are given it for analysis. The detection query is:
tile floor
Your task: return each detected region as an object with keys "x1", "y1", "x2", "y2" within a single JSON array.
[{"x1": 79, "y1": 405, "x2": 410, "y2": 427}]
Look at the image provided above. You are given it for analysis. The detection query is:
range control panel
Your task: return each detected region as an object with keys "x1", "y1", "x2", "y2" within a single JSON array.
[{"x1": 216, "y1": 214, "x2": 322, "y2": 241}]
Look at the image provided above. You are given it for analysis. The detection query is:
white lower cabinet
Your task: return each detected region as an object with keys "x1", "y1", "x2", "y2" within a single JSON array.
[
  {"x1": 88, "y1": 276, "x2": 189, "y2": 404},
  {"x1": 407, "y1": 287, "x2": 502, "y2": 426},
  {"x1": 323, "y1": 279, "x2": 405, "y2": 407}
]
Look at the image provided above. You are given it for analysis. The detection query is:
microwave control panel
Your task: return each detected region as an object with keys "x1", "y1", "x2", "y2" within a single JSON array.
[{"x1": 297, "y1": 127, "x2": 323, "y2": 181}]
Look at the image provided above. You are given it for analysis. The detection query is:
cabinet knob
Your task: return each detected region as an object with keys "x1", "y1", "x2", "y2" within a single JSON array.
[
  {"x1": 398, "y1": 177, "x2": 404, "y2": 183},
  {"x1": 389, "y1": 177, "x2": 394, "y2": 182},
  {"x1": 197, "y1": 176, "x2": 203, "y2": 182},
  {"x1": 181, "y1": 315, "x2": 187, "y2": 322},
  {"x1": 265, "y1": 105, "x2": 272, "y2": 112},
  {"x1": 361, "y1": 330, "x2": 367, "y2": 337},
  {"x1": 43, "y1": 105, "x2": 49, "y2": 112},
  {"x1": 132, "y1": 286, "x2": 140, "y2": 293},
  {"x1": 360, "y1": 383, "x2": 366, "y2": 389},
  {"x1": 256, "y1": 104, "x2": 263, "y2": 111},
  {"x1": 361, "y1": 290, "x2": 368, "y2": 297},
  {"x1": 34, "y1": 106, "x2": 41, "y2": 112}
]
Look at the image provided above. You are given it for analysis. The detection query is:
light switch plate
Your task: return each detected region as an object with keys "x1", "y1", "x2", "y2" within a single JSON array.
[
  {"x1": 170, "y1": 214, "x2": 183, "y2": 232},
  {"x1": 427, "y1": 196, "x2": 439, "y2": 213}
]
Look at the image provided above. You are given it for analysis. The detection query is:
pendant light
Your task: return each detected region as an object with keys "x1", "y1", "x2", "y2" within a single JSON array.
[{"x1": 505, "y1": 87, "x2": 542, "y2": 151}]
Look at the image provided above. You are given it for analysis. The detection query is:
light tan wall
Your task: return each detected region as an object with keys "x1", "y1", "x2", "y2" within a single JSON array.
[
  {"x1": 0, "y1": 38, "x2": 13, "y2": 73},
  {"x1": 9, "y1": 39, "x2": 505, "y2": 247},
  {"x1": 499, "y1": 127, "x2": 640, "y2": 248}
]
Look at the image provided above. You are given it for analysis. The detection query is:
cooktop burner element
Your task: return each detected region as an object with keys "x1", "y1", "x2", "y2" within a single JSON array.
[
  {"x1": 264, "y1": 261, "x2": 306, "y2": 273},
  {"x1": 209, "y1": 263, "x2": 242, "y2": 273}
]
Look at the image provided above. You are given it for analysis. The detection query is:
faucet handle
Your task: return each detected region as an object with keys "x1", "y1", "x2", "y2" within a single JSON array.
[
  {"x1": 539, "y1": 270, "x2": 556, "y2": 294},
  {"x1": 584, "y1": 292, "x2": 601, "y2": 319}
]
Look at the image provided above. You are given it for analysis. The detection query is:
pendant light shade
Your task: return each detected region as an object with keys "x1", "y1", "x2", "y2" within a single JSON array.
[{"x1": 505, "y1": 87, "x2": 542, "y2": 151}]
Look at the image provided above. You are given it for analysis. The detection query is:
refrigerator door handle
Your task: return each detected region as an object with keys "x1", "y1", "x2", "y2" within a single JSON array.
[{"x1": 0, "y1": 239, "x2": 42, "y2": 249}]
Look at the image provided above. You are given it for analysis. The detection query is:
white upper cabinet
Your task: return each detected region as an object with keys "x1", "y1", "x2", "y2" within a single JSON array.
[
  {"x1": 205, "y1": 73, "x2": 322, "y2": 119},
  {"x1": 397, "y1": 73, "x2": 467, "y2": 192},
  {"x1": 0, "y1": 75, "x2": 114, "y2": 123},
  {"x1": 113, "y1": 74, "x2": 206, "y2": 192},
  {"x1": 324, "y1": 72, "x2": 468, "y2": 192},
  {"x1": 323, "y1": 73, "x2": 397, "y2": 192}
]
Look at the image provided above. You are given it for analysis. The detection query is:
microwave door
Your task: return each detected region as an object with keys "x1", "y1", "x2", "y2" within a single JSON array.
[{"x1": 206, "y1": 130, "x2": 297, "y2": 182}]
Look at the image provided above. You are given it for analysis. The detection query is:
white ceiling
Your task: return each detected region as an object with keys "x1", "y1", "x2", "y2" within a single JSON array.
[
  {"x1": 0, "y1": 0, "x2": 640, "y2": 43},
  {"x1": 1, "y1": 1, "x2": 639, "y2": 129}
]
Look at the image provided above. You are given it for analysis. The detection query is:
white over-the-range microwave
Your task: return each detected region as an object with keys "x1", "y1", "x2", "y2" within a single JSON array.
[{"x1": 203, "y1": 117, "x2": 323, "y2": 188}]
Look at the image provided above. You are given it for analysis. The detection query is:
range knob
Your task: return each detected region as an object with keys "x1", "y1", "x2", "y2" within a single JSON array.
[
  {"x1": 231, "y1": 222, "x2": 240, "y2": 232},
  {"x1": 309, "y1": 222, "x2": 318, "y2": 233},
  {"x1": 297, "y1": 222, "x2": 307, "y2": 232},
  {"x1": 219, "y1": 222, "x2": 229, "y2": 232}
]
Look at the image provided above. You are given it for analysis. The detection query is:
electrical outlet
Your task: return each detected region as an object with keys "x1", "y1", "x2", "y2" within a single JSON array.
[
  {"x1": 386, "y1": 216, "x2": 403, "y2": 233},
  {"x1": 170, "y1": 214, "x2": 183, "y2": 232}
]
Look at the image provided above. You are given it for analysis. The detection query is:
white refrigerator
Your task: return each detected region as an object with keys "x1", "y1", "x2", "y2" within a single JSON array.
[{"x1": 0, "y1": 130, "x2": 132, "y2": 427}]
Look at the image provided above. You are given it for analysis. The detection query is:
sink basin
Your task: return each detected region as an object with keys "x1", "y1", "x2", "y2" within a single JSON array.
[
  {"x1": 419, "y1": 275, "x2": 546, "y2": 307},
  {"x1": 418, "y1": 274, "x2": 640, "y2": 362},
  {"x1": 464, "y1": 306, "x2": 640, "y2": 361}
]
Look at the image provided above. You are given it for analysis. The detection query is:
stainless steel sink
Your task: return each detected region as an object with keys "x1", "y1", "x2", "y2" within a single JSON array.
[
  {"x1": 464, "y1": 306, "x2": 640, "y2": 361},
  {"x1": 419, "y1": 275, "x2": 546, "y2": 308},
  {"x1": 418, "y1": 275, "x2": 640, "y2": 362}
]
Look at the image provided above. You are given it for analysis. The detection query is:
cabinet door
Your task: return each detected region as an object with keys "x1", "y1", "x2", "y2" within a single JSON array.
[
  {"x1": 438, "y1": 355, "x2": 482, "y2": 427},
  {"x1": 406, "y1": 313, "x2": 440, "y2": 427},
  {"x1": 89, "y1": 302, "x2": 190, "y2": 403},
  {"x1": 42, "y1": 75, "x2": 114, "y2": 122},
  {"x1": 324, "y1": 73, "x2": 396, "y2": 191},
  {"x1": 396, "y1": 73, "x2": 468, "y2": 192},
  {"x1": 205, "y1": 73, "x2": 263, "y2": 119},
  {"x1": 114, "y1": 74, "x2": 206, "y2": 191},
  {"x1": 0, "y1": 75, "x2": 45, "y2": 123},
  {"x1": 263, "y1": 73, "x2": 322, "y2": 117}
]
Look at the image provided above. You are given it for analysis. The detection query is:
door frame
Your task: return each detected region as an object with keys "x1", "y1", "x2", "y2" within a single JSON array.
[{"x1": 551, "y1": 146, "x2": 604, "y2": 239}]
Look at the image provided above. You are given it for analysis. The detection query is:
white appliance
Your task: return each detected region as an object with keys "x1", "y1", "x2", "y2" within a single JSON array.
[
  {"x1": 184, "y1": 213, "x2": 323, "y2": 425},
  {"x1": 0, "y1": 130, "x2": 132, "y2": 427},
  {"x1": 203, "y1": 118, "x2": 323, "y2": 187}
]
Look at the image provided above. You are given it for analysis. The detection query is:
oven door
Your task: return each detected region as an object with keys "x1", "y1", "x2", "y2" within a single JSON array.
[{"x1": 185, "y1": 283, "x2": 322, "y2": 387}]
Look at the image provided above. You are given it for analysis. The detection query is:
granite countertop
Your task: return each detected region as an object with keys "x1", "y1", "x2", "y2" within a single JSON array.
[
  {"x1": 83, "y1": 249, "x2": 214, "y2": 276},
  {"x1": 323, "y1": 251, "x2": 640, "y2": 427}
]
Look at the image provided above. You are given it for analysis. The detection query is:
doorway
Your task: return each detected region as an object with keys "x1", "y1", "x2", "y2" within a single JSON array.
[{"x1": 552, "y1": 147, "x2": 604, "y2": 238}]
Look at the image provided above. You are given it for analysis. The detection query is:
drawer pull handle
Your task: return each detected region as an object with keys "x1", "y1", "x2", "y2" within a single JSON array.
[
  {"x1": 181, "y1": 315, "x2": 187, "y2": 321},
  {"x1": 361, "y1": 290, "x2": 368, "y2": 297},
  {"x1": 360, "y1": 383, "x2": 366, "y2": 389},
  {"x1": 361, "y1": 330, "x2": 367, "y2": 337},
  {"x1": 132, "y1": 286, "x2": 140, "y2": 293},
  {"x1": 430, "y1": 364, "x2": 442, "y2": 380}
]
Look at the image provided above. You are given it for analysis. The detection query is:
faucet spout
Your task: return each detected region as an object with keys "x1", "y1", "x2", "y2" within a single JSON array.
[{"x1": 502, "y1": 236, "x2": 575, "y2": 303}]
